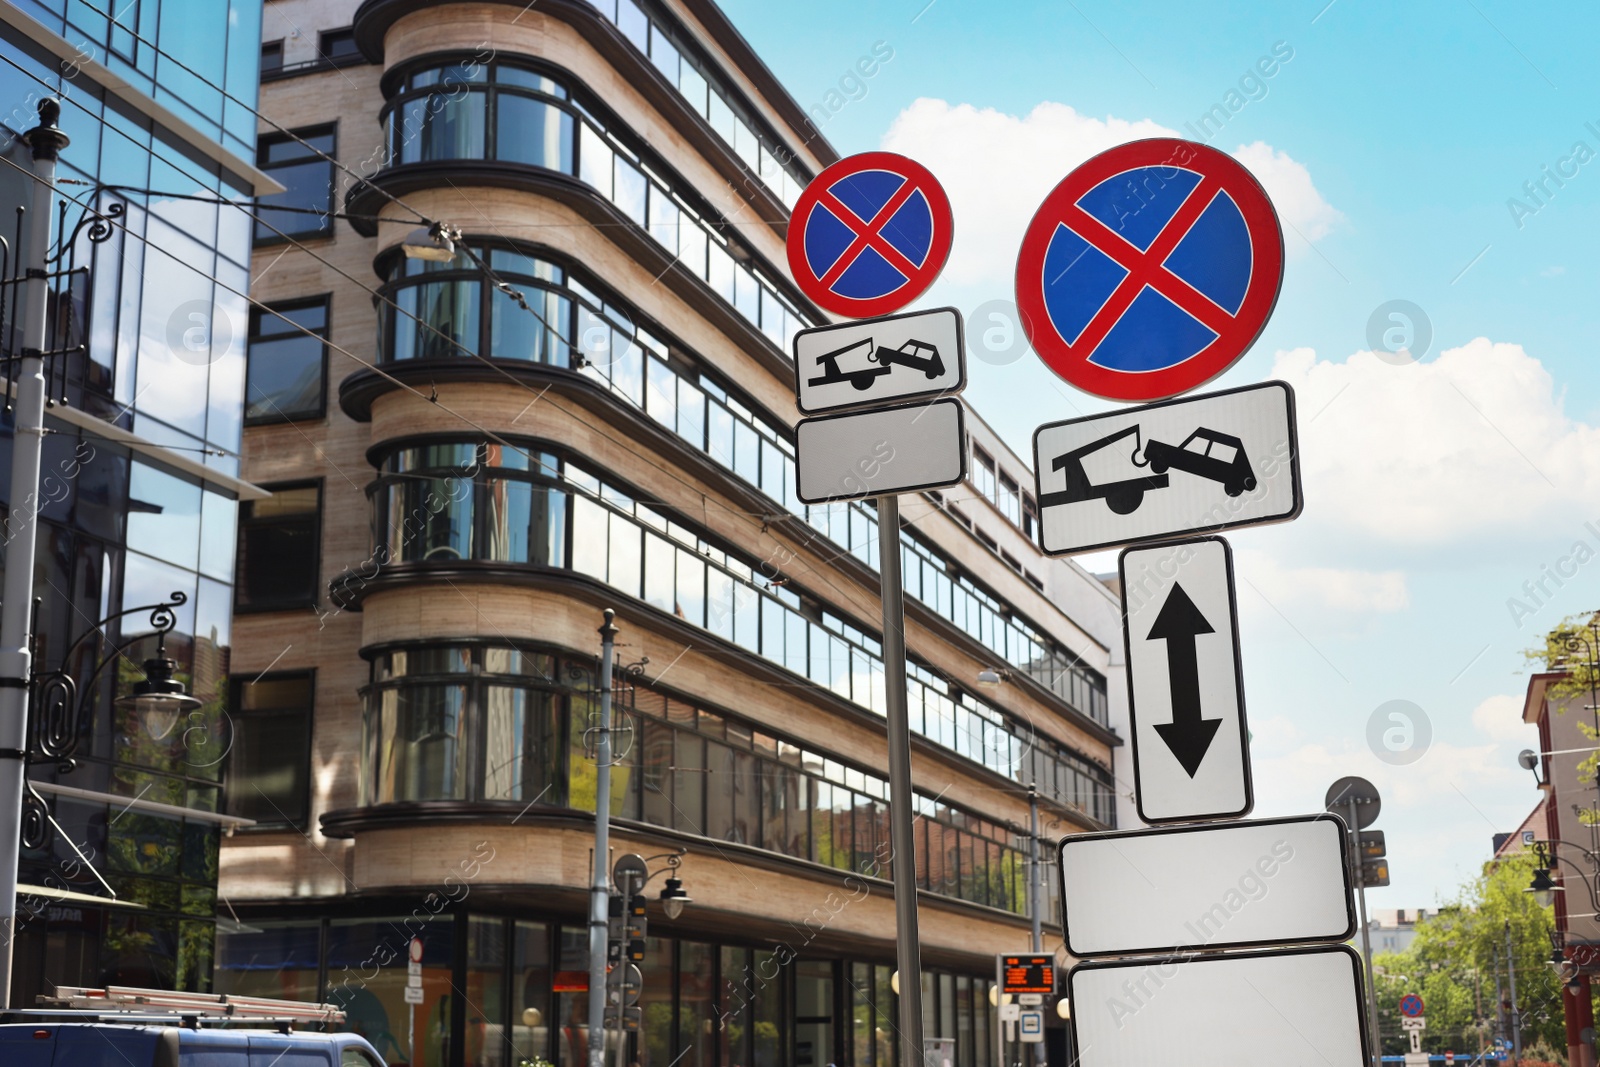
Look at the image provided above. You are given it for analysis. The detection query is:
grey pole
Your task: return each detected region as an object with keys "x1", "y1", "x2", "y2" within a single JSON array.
[
  {"x1": 1347, "y1": 798, "x2": 1380, "y2": 1066},
  {"x1": 1506, "y1": 920, "x2": 1521, "y2": 1065},
  {"x1": 1028, "y1": 784, "x2": 1045, "y2": 1066},
  {"x1": 587, "y1": 610, "x2": 619, "y2": 1067},
  {"x1": 1493, "y1": 945, "x2": 1504, "y2": 1051},
  {"x1": 994, "y1": 954, "x2": 1005, "y2": 1067},
  {"x1": 877, "y1": 495, "x2": 925, "y2": 1067},
  {"x1": 0, "y1": 98, "x2": 68, "y2": 1009}
]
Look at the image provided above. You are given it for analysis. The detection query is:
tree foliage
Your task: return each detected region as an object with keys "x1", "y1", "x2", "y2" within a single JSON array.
[{"x1": 1370, "y1": 853, "x2": 1566, "y2": 1057}]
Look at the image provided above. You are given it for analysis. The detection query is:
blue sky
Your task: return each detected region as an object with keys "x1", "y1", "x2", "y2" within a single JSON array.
[{"x1": 721, "y1": 0, "x2": 1600, "y2": 909}]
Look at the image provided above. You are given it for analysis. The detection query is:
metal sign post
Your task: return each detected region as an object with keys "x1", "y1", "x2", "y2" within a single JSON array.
[
  {"x1": 1327, "y1": 776, "x2": 1383, "y2": 1067},
  {"x1": 879, "y1": 493, "x2": 926, "y2": 1067},
  {"x1": 786, "y1": 152, "x2": 961, "y2": 1067}
]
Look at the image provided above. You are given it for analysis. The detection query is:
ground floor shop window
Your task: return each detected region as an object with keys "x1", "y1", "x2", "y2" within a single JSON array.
[{"x1": 216, "y1": 910, "x2": 1008, "y2": 1067}]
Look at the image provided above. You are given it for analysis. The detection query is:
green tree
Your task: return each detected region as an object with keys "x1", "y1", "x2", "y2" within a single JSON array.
[{"x1": 1368, "y1": 853, "x2": 1565, "y2": 1058}]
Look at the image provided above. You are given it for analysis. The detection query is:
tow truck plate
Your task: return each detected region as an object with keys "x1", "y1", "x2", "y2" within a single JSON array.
[
  {"x1": 793, "y1": 306, "x2": 965, "y2": 415},
  {"x1": 1031, "y1": 380, "x2": 1301, "y2": 555}
]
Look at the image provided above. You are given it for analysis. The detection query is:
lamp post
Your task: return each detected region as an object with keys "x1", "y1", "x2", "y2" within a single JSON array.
[
  {"x1": 1506, "y1": 920, "x2": 1522, "y2": 1066},
  {"x1": 587, "y1": 610, "x2": 619, "y2": 1067}
]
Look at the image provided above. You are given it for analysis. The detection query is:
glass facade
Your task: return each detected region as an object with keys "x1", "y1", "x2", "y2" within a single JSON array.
[
  {"x1": 15, "y1": 0, "x2": 262, "y2": 162},
  {"x1": 363, "y1": 443, "x2": 1113, "y2": 823},
  {"x1": 358, "y1": 641, "x2": 1062, "y2": 915},
  {"x1": 376, "y1": 244, "x2": 1110, "y2": 730},
  {"x1": 1, "y1": 27, "x2": 255, "y2": 466},
  {"x1": 0, "y1": 0, "x2": 261, "y2": 1002},
  {"x1": 380, "y1": 60, "x2": 811, "y2": 352},
  {"x1": 217, "y1": 915, "x2": 1005, "y2": 1067}
]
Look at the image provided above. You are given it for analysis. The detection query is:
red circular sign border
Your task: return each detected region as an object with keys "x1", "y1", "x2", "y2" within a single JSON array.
[
  {"x1": 787, "y1": 151, "x2": 954, "y2": 320},
  {"x1": 1014, "y1": 138, "x2": 1284, "y2": 402}
]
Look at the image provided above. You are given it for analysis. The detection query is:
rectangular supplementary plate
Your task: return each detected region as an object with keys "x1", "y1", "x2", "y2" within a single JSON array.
[
  {"x1": 1068, "y1": 945, "x2": 1369, "y2": 1067},
  {"x1": 793, "y1": 306, "x2": 965, "y2": 415},
  {"x1": 1059, "y1": 814, "x2": 1354, "y2": 959},
  {"x1": 795, "y1": 398, "x2": 966, "y2": 504},
  {"x1": 1119, "y1": 536, "x2": 1250, "y2": 823},
  {"x1": 1032, "y1": 380, "x2": 1300, "y2": 556}
]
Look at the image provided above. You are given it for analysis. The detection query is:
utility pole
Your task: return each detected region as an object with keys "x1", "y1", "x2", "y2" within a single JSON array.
[
  {"x1": 586, "y1": 610, "x2": 619, "y2": 1067},
  {"x1": 1493, "y1": 945, "x2": 1504, "y2": 1053},
  {"x1": 0, "y1": 98, "x2": 69, "y2": 1009},
  {"x1": 1505, "y1": 921, "x2": 1521, "y2": 1066},
  {"x1": 1027, "y1": 784, "x2": 1045, "y2": 1066}
]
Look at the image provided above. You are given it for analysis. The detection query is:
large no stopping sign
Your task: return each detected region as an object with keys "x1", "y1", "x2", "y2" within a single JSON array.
[
  {"x1": 787, "y1": 151, "x2": 953, "y2": 319},
  {"x1": 1015, "y1": 138, "x2": 1283, "y2": 401}
]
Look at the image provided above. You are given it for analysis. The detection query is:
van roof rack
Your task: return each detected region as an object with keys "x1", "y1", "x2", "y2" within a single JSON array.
[{"x1": 35, "y1": 986, "x2": 346, "y2": 1025}]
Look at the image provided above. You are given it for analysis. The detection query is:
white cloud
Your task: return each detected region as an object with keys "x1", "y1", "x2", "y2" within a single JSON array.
[
  {"x1": 1231, "y1": 141, "x2": 1343, "y2": 246},
  {"x1": 1236, "y1": 549, "x2": 1409, "y2": 614},
  {"x1": 1273, "y1": 339, "x2": 1600, "y2": 550},
  {"x1": 879, "y1": 99, "x2": 1339, "y2": 287},
  {"x1": 1472, "y1": 693, "x2": 1534, "y2": 743}
]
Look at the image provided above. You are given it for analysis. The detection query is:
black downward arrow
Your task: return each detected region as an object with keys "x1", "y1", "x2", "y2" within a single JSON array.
[{"x1": 1147, "y1": 582, "x2": 1223, "y2": 778}]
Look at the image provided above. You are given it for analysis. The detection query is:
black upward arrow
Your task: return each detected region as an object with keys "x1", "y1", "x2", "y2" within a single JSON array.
[{"x1": 1147, "y1": 582, "x2": 1223, "y2": 778}]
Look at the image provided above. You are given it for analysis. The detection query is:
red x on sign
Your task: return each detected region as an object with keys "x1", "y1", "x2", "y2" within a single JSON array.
[
  {"x1": 787, "y1": 151, "x2": 953, "y2": 319},
  {"x1": 1016, "y1": 138, "x2": 1284, "y2": 401}
]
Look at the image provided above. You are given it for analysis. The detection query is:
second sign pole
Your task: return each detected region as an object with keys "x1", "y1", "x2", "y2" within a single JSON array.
[{"x1": 877, "y1": 492, "x2": 926, "y2": 1067}]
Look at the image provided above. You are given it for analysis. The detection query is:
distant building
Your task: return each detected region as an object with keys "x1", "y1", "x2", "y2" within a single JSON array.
[{"x1": 1365, "y1": 909, "x2": 1437, "y2": 956}]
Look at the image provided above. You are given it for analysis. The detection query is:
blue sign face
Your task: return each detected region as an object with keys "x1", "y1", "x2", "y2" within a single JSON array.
[
  {"x1": 1399, "y1": 993, "x2": 1425, "y2": 1018},
  {"x1": 786, "y1": 152, "x2": 953, "y2": 318},
  {"x1": 1015, "y1": 138, "x2": 1285, "y2": 402}
]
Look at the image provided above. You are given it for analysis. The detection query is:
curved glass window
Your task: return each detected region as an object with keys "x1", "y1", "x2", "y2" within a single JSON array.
[
  {"x1": 382, "y1": 59, "x2": 808, "y2": 350},
  {"x1": 366, "y1": 444, "x2": 1113, "y2": 824},
  {"x1": 376, "y1": 245, "x2": 1108, "y2": 728},
  {"x1": 580, "y1": 0, "x2": 808, "y2": 207},
  {"x1": 361, "y1": 642, "x2": 1073, "y2": 914}
]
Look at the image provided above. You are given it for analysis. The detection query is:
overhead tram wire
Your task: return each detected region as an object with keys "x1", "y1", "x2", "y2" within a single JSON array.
[
  {"x1": 68, "y1": 0, "x2": 432, "y2": 227},
  {"x1": 56, "y1": 179, "x2": 1103, "y2": 741},
  {"x1": 21, "y1": 114, "x2": 1102, "y2": 732},
  {"x1": 66, "y1": 0, "x2": 797, "y2": 245},
  {"x1": 12, "y1": 72, "x2": 1116, "y2": 803},
  {"x1": 6, "y1": 150, "x2": 907, "y2": 653},
  {"x1": 0, "y1": 153, "x2": 561, "y2": 491}
]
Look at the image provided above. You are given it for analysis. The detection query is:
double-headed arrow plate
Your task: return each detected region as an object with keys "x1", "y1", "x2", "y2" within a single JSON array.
[{"x1": 1120, "y1": 535, "x2": 1250, "y2": 824}]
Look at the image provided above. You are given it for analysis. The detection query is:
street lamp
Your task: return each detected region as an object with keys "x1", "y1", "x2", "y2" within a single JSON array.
[
  {"x1": 400, "y1": 221, "x2": 458, "y2": 262},
  {"x1": 22, "y1": 591, "x2": 200, "y2": 815},
  {"x1": 658, "y1": 875, "x2": 691, "y2": 919},
  {"x1": 976, "y1": 668, "x2": 1007, "y2": 689},
  {"x1": 1526, "y1": 843, "x2": 1564, "y2": 908}
]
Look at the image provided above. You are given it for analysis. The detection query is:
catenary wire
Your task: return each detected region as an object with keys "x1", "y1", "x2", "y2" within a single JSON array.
[{"x1": 4, "y1": 113, "x2": 1109, "y2": 774}]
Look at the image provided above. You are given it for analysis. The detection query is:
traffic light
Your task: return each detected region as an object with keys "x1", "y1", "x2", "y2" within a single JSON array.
[{"x1": 1355, "y1": 830, "x2": 1388, "y2": 886}]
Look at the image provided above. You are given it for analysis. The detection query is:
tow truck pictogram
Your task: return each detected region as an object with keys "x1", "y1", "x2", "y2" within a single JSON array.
[
  {"x1": 1040, "y1": 425, "x2": 1258, "y2": 515},
  {"x1": 807, "y1": 337, "x2": 947, "y2": 391},
  {"x1": 1038, "y1": 426, "x2": 1169, "y2": 516}
]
